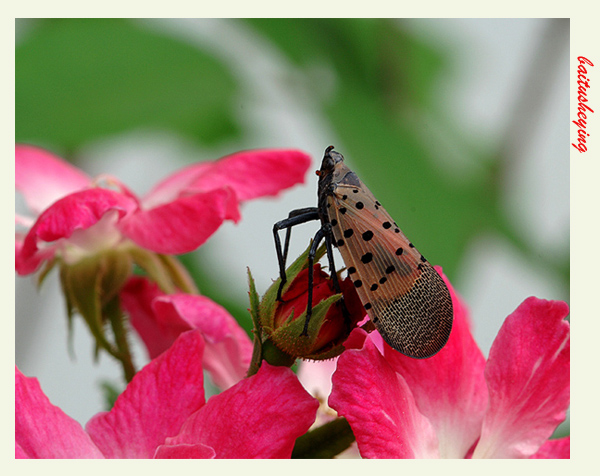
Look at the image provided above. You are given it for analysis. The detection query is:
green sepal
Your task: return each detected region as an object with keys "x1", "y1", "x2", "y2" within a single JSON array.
[
  {"x1": 60, "y1": 255, "x2": 117, "y2": 358},
  {"x1": 60, "y1": 264, "x2": 77, "y2": 359},
  {"x1": 271, "y1": 293, "x2": 342, "y2": 357},
  {"x1": 303, "y1": 340, "x2": 347, "y2": 361},
  {"x1": 128, "y1": 247, "x2": 178, "y2": 294},
  {"x1": 246, "y1": 267, "x2": 263, "y2": 377},
  {"x1": 128, "y1": 248, "x2": 198, "y2": 295},
  {"x1": 58, "y1": 249, "x2": 135, "y2": 377},
  {"x1": 155, "y1": 253, "x2": 199, "y2": 294},
  {"x1": 259, "y1": 243, "x2": 327, "y2": 329},
  {"x1": 98, "y1": 249, "x2": 133, "y2": 305},
  {"x1": 247, "y1": 267, "x2": 261, "y2": 330},
  {"x1": 104, "y1": 292, "x2": 136, "y2": 382},
  {"x1": 260, "y1": 338, "x2": 297, "y2": 368},
  {"x1": 36, "y1": 256, "x2": 58, "y2": 289}
]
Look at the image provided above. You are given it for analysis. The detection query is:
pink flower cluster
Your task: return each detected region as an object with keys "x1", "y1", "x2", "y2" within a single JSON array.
[
  {"x1": 16, "y1": 270, "x2": 569, "y2": 458},
  {"x1": 16, "y1": 332, "x2": 318, "y2": 458}
]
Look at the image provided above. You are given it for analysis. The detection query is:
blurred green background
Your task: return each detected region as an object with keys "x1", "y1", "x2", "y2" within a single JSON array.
[{"x1": 16, "y1": 18, "x2": 569, "y2": 436}]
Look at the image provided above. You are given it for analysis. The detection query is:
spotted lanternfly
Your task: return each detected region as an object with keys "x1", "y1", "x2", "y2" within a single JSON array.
[{"x1": 273, "y1": 146, "x2": 453, "y2": 358}]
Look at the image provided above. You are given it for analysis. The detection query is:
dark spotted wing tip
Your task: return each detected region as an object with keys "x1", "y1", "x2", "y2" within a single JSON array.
[{"x1": 376, "y1": 265, "x2": 454, "y2": 359}]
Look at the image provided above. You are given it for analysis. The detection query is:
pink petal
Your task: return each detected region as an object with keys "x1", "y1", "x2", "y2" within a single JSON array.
[
  {"x1": 329, "y1": 334, "x2": 439, "y2": 458},
  {"x1": 85, "y1": 330, "x2": 206, "y2": 458},
  {"x1": 297, "y1": 358, "x2": 338, "y2": 400},
  {"x1": 473, "y1": 298, "x2": 570, "y2": 459},
  {"x1": 119, "y1": 189, "x2": 236, "y2": 254},
  {"x1": 530, "y1": 436, "x2": 570, "y2": 459},
  {"x1": 166, "y1": 363, "x2": 319, "y2": 458},
  {"x1": 154, "y1": 444, "x2": 216, "y2": 459},
  {"x1": 144, "y1": 149, "x2": 311, "y2": 207},
  {"x1": 15, "y1": 366, "x2": 104, "y2": 459},
  {"x1": 121, "y1": 278, "x2": 253, "y2": 390},
  {"x1": 15, "y1": 231, "x2": 53, "y2": 276},
  {"x1": 120, "y1": 277, "x2": 179, "y2": 359},
  {"x1": 15, "y1": 443, "x2": 29, "y2": 459},
  {"x1": 153, "y1": 294, "x2": 253, "y2": 390},
  {"x1": 16, "y1": 145, "x2": 91, "y2": 214},
  {"x1": 297, "y1": 359, "x2": 340, "y2": 428},
  {"x1": 384, "y1": 269, "x2": 488, "y2": 458},
  {"x1": 16, "y1": 188, "x2": 137, "y2": 275}
]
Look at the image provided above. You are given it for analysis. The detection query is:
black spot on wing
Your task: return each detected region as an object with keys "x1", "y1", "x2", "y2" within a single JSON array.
[{"x1": 361, "y1": 252, "x2": 373, "y2": 264}]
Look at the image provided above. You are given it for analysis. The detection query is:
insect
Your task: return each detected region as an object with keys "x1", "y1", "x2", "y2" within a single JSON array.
[{"x1": 273, "y1": 146, "x2": 453, "y2": 358}]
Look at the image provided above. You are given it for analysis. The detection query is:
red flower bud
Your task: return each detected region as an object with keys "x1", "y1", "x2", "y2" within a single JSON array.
[
  {"x1": 251, "y1": 244, "x2": 366, "y2": 365},
  {"x1": 274, "y1": 264, "x2": 364, "y2": 354}
]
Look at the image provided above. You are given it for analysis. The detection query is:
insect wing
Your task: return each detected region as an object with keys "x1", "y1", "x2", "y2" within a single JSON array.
[{"x1": 327, "y1": 177, "x2": 453, "y2": 358}]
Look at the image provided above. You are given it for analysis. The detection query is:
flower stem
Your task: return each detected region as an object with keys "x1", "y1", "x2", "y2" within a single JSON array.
[{"x1": 292, "y1": 417, "x2": 355, "y2": 458}]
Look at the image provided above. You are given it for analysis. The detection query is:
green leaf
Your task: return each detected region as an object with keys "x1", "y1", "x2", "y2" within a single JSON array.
[
  {"x1": 244, "y1": 19, "x2": 444, "y2": 110},
  {"x1": 16, "y1": 19, "x2": 239, "y2": 150},
  {"x1": 243, "y1": 19, "x2": 478, "y2": 279}
]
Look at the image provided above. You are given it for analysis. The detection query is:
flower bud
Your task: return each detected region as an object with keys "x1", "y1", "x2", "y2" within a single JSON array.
[{"x1": 254, "y1": 245, "x2": 365, "y2": 363}]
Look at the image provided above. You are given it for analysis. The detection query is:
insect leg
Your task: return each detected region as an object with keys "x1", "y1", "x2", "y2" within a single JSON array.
[
  {"x1": 321, "y1": 222, "x2": 352, "y2": 330},
  {"x1": 321, "y1": 222, "x2": 341, "y2": 294},
  {"x1": 303, "y1": 226, "x2": 326, "y2": 336},
  {"x1": 282, "y1": 207, "x2": 319, "y2": 266},
  {"x1": 273, "y1": 208, "x2": 319, "y2": 301}
]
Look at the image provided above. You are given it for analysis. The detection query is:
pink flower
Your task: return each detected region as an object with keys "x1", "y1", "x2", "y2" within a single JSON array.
[
  {"x1": 15, "y1": 144, "x2": 311, "y2": 275},
  {"x1": 16, "y1": 330, "x2": 318, "y2": 459},
  {"x1": 328, "y1": 268, "x2": 570, "y2": 459},
  {"x1": 120, "y1": 276, "x2": 253, "y2": 390}
]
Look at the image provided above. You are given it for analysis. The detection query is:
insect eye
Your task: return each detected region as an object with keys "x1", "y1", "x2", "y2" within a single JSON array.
[{"x1": 321, "y1": 156, "x2": 334, "y2": 172}]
